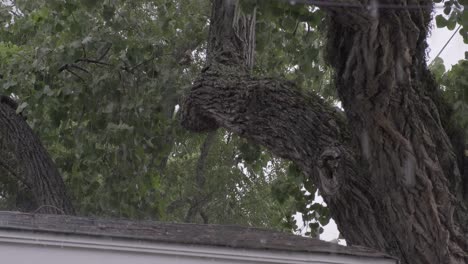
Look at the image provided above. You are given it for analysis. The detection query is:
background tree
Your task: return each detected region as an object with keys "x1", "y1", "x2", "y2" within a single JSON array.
[
  {"x1": 0, "y1": 0, "x2": 467, "y2": 263},
  {"x1": 0, "y1": 0, "x2": 314, "y2": 229}
]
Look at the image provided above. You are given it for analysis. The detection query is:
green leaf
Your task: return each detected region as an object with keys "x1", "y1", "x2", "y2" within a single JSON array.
[
  {"x1": 435, "y1": 15, "x2": 448, "y2": 28},
  {"x1": 461, "y1": 9, "x2": 468, "y2": 26},
  {"x1": 443, "y1": 6, "x2": 451, "y2": 16},
  {"x1": 80, "y1": 0, "x2": 98, "y2": 9},
  {"x1": 446, "y1": 16, "x2": 457, "y2": 30}
]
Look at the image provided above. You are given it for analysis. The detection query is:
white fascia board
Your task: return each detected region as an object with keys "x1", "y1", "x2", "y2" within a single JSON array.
[{"x1": 0, "y1": 230, "x2": 396, "y2": 264}]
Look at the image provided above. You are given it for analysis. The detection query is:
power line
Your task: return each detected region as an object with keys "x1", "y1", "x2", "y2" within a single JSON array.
[
  {"x1": 429, "y1": 24, "x2": 463, "y2": 66},
  {"x1": 277, "y1": 0, "x2": 467, "y2": 10}
]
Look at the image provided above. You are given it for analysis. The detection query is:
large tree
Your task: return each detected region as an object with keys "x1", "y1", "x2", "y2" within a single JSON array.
[
  {"x1": 0, "y1": 0, "x2": 467, "y2": 263},
  {"x1": 181, "y1": 0, "x2": 468, "y2": 263}
]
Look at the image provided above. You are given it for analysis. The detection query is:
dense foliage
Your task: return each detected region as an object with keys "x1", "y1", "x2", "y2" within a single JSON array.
[
  {"x1": 431, "y1": 57, "x2": 468, "y2": 142},
  {"x1": 0, "y1": 0, "x2": 466, "y2": 238}
]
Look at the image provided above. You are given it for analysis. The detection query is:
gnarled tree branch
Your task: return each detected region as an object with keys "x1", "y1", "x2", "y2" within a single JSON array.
[
  {"x1": 181, "y1": 73, "x2": 354, "y2": 181},
  {"x1": 180, "y1": 70, "x2": 379, "y2": 251}
]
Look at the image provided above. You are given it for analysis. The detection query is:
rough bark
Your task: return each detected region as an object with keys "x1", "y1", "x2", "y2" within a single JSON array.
[
  {"x1": 206, "y1": 0, "x2": 256, "y2": 71},
  {"x1": 181, "y1": 0, "x2": 468, "y2": 263},
  {"x1": 323, "y1": 1, "x2": 468, "y2": 263},
  {"x1": 0, "y1": 96, "x2": 75, "y2": 214}
]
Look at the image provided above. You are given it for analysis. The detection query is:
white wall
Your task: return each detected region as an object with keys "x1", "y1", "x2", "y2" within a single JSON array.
[{"x1": 0, "y1": 230, "x2": 396, "y2": 264}]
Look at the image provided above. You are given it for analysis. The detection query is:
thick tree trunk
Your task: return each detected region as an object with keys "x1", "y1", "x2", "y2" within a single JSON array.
[
  {"x1": 181, "y1": 0, "x2": 468, "y2": 263},
  {"x1": 324, "y1": 2, "x2": 468, "y2": 263},
  {"x1": 0, "y1": 96, "x2": 75, "y2": 214}
]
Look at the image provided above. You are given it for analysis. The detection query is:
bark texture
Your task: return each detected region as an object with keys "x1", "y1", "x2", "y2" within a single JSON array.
[
  {"x1": 0, "y1": 96, "x2": 75, "y2": 214},
  {"x1": 324, "y1": 2, "x2": 467, "y2": 263},
  {"x1": 181, "y1": 0, "x2": 468, "y2": 263}
]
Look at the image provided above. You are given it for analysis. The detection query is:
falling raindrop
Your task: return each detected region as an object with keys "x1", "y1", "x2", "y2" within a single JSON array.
[
  {"x1": 360, "y1": 129, "x2": 371, "y2": 160},
  {"x1": 402, "y1": 151, "x2": 416, "y2": 187}
]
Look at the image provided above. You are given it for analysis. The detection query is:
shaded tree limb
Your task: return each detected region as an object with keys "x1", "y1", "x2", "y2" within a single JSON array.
[
  {"x1": 195, "y1": 131, "x2": 217, "y2": 189},
  {"x1": 180, "y1": 70, "x2": 375, "y2": 245},
  {"x1": 185, "y1": 131, "x2": 217, "y2": 223},
  {"x1": 0, "y1": 96, "x2": 75, "y2": 215},
  {"x1": 181, "y1": 73, "x2": 354, "y2": 181}
]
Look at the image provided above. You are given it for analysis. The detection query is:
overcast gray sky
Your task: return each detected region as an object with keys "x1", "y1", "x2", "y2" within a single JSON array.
[{"x1": 427, "y1": 17, "x2": 467, "y2": 68}]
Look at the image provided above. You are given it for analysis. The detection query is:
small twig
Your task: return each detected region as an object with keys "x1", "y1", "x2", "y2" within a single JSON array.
[
  {"x1": 58, "y1": 64, "x2": 68, "y2": 72},
  {"x1": 292, "y1": 21, "x2": 300, "y2": 35},
  {"x1": 69, "y1": 64, "x2": 90, "y2": 74},
  {"x1": 75, "y1": 58, "x2": 112, "y2": 66},
  {"x1": 66, "y1": 68, "x2": 86, "y2": 83},
  {"x1": 130, "y1": 56, "x2": 158, "y2": 71},
  {"x1": 97, "y1": 43, "x2": 112, "y2": 61},
  {"x1": 58, "y1": 63, "x2": 89, "y2": 74}
]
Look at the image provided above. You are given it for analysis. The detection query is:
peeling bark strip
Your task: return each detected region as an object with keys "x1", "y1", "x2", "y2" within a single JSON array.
[
  {"x1": 181, "y1": 0, "x2": 468, "y2": 263},
  {"x1": 0, "y1": 97, "x2": 75, "y2": 215}
]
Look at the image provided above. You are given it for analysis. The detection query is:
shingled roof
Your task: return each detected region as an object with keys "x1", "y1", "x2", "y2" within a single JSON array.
[{"x1": 0, "y1": 211, "x2": 397, "y2": 261}]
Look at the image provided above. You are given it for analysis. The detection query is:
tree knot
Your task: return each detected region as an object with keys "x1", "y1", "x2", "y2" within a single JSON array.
[{"x1": 317, "y1": 147, "x2": 343, "y2": 195}]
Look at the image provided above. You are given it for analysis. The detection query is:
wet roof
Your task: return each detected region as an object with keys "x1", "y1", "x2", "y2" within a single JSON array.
[{"x1": 0, "y1": 211, "x2": 396, "y2": 261}]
